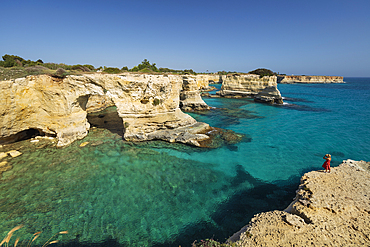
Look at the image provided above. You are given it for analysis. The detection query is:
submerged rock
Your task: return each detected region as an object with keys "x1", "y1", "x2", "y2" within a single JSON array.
[
  {"x1": 198, "y1": 127, "x2": 248, "y2": 148},
  {"x1": 7, "y1": 150, "x2": 22, "y2": 157},
  {"x1": 0, "y1": 161, "x2": 12, "y2": 178}
]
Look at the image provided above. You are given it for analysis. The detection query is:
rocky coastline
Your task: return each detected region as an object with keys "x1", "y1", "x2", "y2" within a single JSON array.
[
  {"x1": 228, "y1": 159, "x2": 370, "y2": 246},
  {"x1": 0, "y1": 74, "x2": 213, "y2": 147},
  {"x1": 277, "y1": 75, "x2": 344, "y2": 84},
  {"x1": 0, "y1": 73, "x2": 252, "y2": 148}
]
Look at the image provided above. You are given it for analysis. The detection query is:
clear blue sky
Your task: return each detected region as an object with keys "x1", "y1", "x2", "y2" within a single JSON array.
[{"x1": 1, "y1": 0, "x2": 369, "y2": 76}]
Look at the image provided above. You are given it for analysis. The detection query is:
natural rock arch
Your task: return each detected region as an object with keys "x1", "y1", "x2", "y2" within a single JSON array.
[{"x1": 0, "y1": 74, "x2": 211, "y2": 147}]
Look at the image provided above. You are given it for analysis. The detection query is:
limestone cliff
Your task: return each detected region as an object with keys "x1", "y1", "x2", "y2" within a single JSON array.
[
  {"x1": 180, "y1": 76, "x2": 210, "y2": 111},
  {"x1": 217, "y1": 74, "x2": 283, "y2": 104},
  {"x1": 277, "y1": 75, "x2": 344, "y2": 84},
  {"x1": 0, "y1": 74, "x2": 211, "y2": 147},
  {"x1": 195, "y1": 74, "x2": 224, "y2": 90},
  {"x1": 229, "y1": 160, "x2": 370, "y2": 246}
]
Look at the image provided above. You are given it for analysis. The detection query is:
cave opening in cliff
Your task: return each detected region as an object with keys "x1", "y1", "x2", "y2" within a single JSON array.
[
  {"x1": 0, "y1": 128, "x2": 57, "y2": 145},
  {"x1": 87, "y1": 106, "x2": 124, "y2": 138}
]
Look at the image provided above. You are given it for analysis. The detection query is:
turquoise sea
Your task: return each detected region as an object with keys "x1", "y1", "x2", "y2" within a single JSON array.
[{"x1": 0, "y1": 77, "x2": 369, "y2": 246}]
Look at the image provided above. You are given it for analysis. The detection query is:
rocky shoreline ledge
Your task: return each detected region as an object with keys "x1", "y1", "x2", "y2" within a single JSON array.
[
  {"x1": 277, "y1": 75, "x2": 344, "y2": 84},
  {"x1": 228, "y1": 159, "x2": 370, "y2": 246}
]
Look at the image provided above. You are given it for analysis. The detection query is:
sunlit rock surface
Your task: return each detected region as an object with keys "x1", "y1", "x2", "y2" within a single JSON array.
[
  {"x1": 229, "y1": 160, "x2": 370, "y2": 246},
  {"x1": 0, "y1": 74, "x2": 211, "y2": 147},
  {"x1": 277, "y1": 75, "x2": 344, "y2": 84},
  {"x1": 180, "y1": 76, "x2": 210, "y2": 112},
  {"x1": 217, "y1": 74, "x2": 283, "y2": 104}
]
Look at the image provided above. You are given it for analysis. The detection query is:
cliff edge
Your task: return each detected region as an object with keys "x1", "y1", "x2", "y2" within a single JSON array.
[
  {"x1": 277, "y1": 75, "x2": 344, "y2": 84},
  {"x1": 0, "y1": 74, "x2": 211, "y2": 147},
  {"x1": 229, "y1": 160, "x2": 370, "y2": 246}
]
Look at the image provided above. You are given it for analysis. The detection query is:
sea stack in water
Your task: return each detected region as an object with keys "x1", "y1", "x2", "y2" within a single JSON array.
[
  {"x1": 179, "y1": 75, "x2": 210, "y2": 111},
  {"x1": 0, "y1": 74, "x2": 211, "y2": 147},
  {"x1": 217, "y1": 74, "x2": 283, "y2": 104}
]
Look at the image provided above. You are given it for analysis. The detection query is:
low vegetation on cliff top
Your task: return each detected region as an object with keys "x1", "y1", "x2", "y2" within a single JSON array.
[
  {"x1": 0, "y1": 54, "x2": 282, "y2": 81},
  {"x1": 0, "y1": 55, "x2": 200, "y2": 80}
]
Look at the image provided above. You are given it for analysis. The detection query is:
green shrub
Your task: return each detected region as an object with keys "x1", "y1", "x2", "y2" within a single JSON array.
[
  {"x1": 139, "y1": 68, "x2": 154, "y2": 73},
  {"x1": 70, "y1": 64, "x2": 90, "y2": 72},
  {"x1": 54, "y1": 68, "x2": 68, "y2": 78},
  {"x1": 103, "y1": 67, "x2": 121, "y2": 74},
  {"x1": 25, "y1": 66, "x2": 49, "y2": 75},
  {"x1": 83, "y1": 64, "x2": 95, "y2": 71},
  {"x1": 152, "y1": 98, "x2": 161, "y2": 106}
]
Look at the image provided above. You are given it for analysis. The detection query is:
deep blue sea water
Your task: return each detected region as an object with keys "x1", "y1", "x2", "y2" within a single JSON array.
[{"x1": 0, "y1": 78, "x2": 369, "y2": 246}]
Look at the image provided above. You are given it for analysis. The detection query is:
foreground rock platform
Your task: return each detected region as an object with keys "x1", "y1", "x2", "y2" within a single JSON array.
[{"x1": 229, "y1": 159, "x2": 370, "y2": 246}]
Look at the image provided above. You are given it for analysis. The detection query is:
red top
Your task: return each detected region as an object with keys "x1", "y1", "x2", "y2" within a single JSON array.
[{"x1": 322, "y1": 159, "x2": 331, "y2": 169}]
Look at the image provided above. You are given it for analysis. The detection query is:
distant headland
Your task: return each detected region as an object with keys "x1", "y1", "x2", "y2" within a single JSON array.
[{"x1": 277, "y1": 75, "x2": 344, "y2": 84}]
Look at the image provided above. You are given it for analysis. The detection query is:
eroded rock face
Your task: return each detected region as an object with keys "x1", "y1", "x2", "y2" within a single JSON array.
[
  {"x1": 195, "y1": 74, "x2": 224, "y2": 89},
  {"x1": 0, "y1": 74, "x2": 211, "y2": 147},
  {"x1": 217, "y1": 74, "x2": 283, "y2": 104},
  {"x1": 277, "y1": 75, "x2": 344, "y2": 84},
  {"x1": 229, "y1": 160, "x2": 370, "y2": 246},
  {"x1": 180, "y1": 76, "x2": 210, "y2": 111}
]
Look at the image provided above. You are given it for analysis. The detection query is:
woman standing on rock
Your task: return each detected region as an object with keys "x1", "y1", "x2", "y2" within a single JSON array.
[{"x1": 322, "y1": 154, "x2": 331, "y2": 173}]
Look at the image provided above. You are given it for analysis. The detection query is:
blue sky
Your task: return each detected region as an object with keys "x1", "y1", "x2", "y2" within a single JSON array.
[{"x1": 1, "y1": 0, "x2": 369, "y2": 76}]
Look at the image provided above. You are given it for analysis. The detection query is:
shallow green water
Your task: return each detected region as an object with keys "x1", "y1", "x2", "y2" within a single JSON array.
[{"x1": 0, "y1": 128, "x2": 262, "y2": 246}]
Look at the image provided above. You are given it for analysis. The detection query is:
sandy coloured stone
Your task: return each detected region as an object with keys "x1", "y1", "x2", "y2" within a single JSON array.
[
  {"x1": 0, "y1": 161, "x2": 8, "y2": 168},
  {"x1": 277, "y1": 75, "x2": 344, "y2": 84},
  {"x1": 0, "y1": 161, "x2": 12, "y2": 174},
  {"x1": 0, "y1": 152, "x2": 7, "y2": 160},
  {"x1": 7, "y1": 150, "x2": 22, "y2": 157},
  {"x1": 79, "y1": 142, "x2": 89, "y2": 147},
  {"x1": 229, "y1": 160, "x2": 370, "y2": 246},
  {"x1": 217, "y1": 74, "x2": 283, "y2": 104}
]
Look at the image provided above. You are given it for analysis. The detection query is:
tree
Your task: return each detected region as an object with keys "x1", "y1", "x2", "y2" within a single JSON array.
[
  {"x1": 131, "y1": 59, "x2": 158, "y2": 72},
  {"x1": 2, "y1": 54, "x2": 25, "y2": 67},
  {"x1": 248, "y1": 68, "x2": 276, "y2": 78}
]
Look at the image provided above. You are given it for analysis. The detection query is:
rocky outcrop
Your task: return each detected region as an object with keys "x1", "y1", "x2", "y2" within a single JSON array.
[
  {"x1": 217, "y1": 74, "x2": 283, "y2": 104},
  {"x1": 195, "y1": 74, "x2": 224, "y2": 90},
  {"x1": 254, "y1": 86, "x2": 284, "y2": 104},
  {"x1": 277, "y1": 75, "x2": 344, "y2": 84},
  {"x1": 0, "y1": 74, "x2": 212, "y2": 147},
  {"x1": 180, "y1": 76, "x2": 210, "y2": 111},
  {"x1": 229, "y1": 160, "x2": 370, "y2": 246}
]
